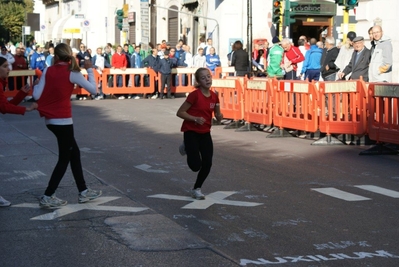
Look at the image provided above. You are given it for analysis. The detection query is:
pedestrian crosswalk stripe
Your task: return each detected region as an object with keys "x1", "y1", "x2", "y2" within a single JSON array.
[
  {"x1": 354, "y1": 185, "x2": 399, "y2": 198},
  {"x1": 311, "y1": 188, "x2": 372, "y2": 201}
]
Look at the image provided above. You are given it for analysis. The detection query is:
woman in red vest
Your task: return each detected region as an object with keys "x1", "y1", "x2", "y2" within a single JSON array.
[
  {"x1": 176, "y1": 68, "x2": 223, "y2": 200},
  {"x1": 0, "y1": 57, "x2": 37, "y2": 206},
  {"x1": 33, "y1": 43, "x2": 101, "y2": 209}
]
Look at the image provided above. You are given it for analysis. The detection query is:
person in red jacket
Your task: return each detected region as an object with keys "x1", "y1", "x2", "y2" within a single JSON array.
[
  {"x1": 280, "y1": 38, "x2": 305, "y2": 80},
  {"x1": 33, "y1": 43, "x2": 101, "y2": 209},
  {"x1": 0, "y1": 56, "x2": 37, "y2": 206},
  {"x1": 176, "y1": 68, "x2": 223, "y2": 200}
]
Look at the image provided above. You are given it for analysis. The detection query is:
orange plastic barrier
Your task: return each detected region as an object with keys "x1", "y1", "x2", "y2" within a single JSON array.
[
  {"x1": 73, "y1": 69, "x2": 102, "y2": 96},
  {"x1": 272, "y1": 79, "x2": 319, "y2": 133},
  {"x1": 367, "y1": 83, "x2": 399, "y2": 145},
  {"x1": 158, "y1": 68, "x2": 198, "y2": 94},
  {"x1": 211, "y1": 78, "x2": 243, "y2": 121},
  {"x1": 214, "y1": 66, "x2": 236, "y2": 78},
  {"x1": 243, "y1": 78, "x2": 273, "y2": 126},
  {"x1": 4, "y1": 70, "x2": 37, "y2": 97},
  {"x1": 102, "y1": 68, "x2": 157, "y2": 95},
  {"x1": 318, "y1": 80, "x2": 367, "y2": 136}
]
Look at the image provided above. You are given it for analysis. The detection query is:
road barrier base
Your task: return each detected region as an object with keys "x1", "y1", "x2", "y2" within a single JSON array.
[
  {"x1": 263, "y1": 125, "x2": 277, "y2": 133},
  {"x1": 359, "y1": 143, "x2": 399, "y2": 156},
  {"x1": 266, "y1": 128, "x2": 295, "y2": 138},
  {"x1": 311, "y1": 135, "x2": 346, "y2": 146},
  {"x1": 340, "y1": 134, "x2": 376, "y2": 146},
  {"x1": 224, "y1": 120, "x2": 245, "y2": 129},
  {"x1": 235, "y1": 122, "x2": 258, "y2": 132}
]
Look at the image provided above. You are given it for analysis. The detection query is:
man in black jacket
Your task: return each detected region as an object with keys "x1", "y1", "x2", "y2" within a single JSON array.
[
  {"x1": 320, "y1": 36, "x2": 339, "y2": 81},
  {"x1": 142, "y1": 48, "x2": 160, "y2": 98}
]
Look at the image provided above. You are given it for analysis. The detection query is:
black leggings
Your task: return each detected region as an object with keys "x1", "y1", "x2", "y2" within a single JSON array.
[
  {"x1": 44, "y1": 124, "x2": 87, "y2": 196},
  {"x1": 184, "y1": 131, "x2": 213, "y2": 189}
]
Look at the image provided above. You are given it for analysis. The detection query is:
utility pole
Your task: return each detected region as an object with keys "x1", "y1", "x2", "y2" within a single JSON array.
[{"x1": 247, "y1": 0, "x2": 252, "y2": 77}]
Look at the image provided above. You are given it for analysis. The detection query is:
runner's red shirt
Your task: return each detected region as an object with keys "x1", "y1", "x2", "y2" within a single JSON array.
[{"x1": 181, "y1": 88, "x2": 220, "y2": 133}]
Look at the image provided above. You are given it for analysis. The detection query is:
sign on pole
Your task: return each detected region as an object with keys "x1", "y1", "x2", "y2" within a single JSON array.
[
  {"x1": 83, "y1": 20, "x2": 90, "y2": 31},
  {"x1": 140, "y1": 0, "x2": 149, "y2": 51},
  {"x1": 22, "y1": 26, "x2": 31, "y2": 35}
]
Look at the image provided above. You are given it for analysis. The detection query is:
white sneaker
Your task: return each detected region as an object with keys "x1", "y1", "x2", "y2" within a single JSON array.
[
  {"x1": 134, "y1": 96, "x2": 140, "y2": 99},
  {"x1": 0, "y1": 196, "x2": 11, "y2": 207},
  {"x1": 79, "y1": 97, "x2": 83, "y2": 100},
  {"x1": 95, "y1": 95, "x2": 103, "y2": 100},
  {"x1": 191, "y1": 188, "x2": 205, "y2": 200},
  {"x1": 179, "y1": 142, "x2": 186, "y2": 156},
  {"x1": 78, "y1": 188, "x2": 102, "y2": 203},
  {"x1": 39, "y1": 195, "x2": 67, "y2": 209},
  {"x1": 151, "y1": 94, "x2": 158, "y2": 99},
  {"x1": 83, "y1": 97, "x2": 87, "y2": 100},
  {"x1": 118, "y1": 96, "x2": 125, "y2": 100}
]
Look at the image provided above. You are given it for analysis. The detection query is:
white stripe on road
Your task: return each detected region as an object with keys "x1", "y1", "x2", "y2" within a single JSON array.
[
  {"x1": 311, "y1": 188, "x2": 371, "y2": 201},
  {"x1": 354, "y1": 185, "x2": 399, "y2": 198}
]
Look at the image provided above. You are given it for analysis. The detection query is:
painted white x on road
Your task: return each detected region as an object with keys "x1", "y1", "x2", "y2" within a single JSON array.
[
  {"x1": 13, "y1": 197, "x2": 148, "y2": 220},
  {"x1": 148, "y1": 191, "x2": 263, "y2": 209}
]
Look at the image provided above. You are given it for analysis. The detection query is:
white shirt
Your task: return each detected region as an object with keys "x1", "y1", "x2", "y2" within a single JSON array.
[
  {"x1": 0, "y1": 53, "x2": 15, "y2": 70},
  {"x1": 184, "y1": 52, "x2": 193, "y2": 67}
]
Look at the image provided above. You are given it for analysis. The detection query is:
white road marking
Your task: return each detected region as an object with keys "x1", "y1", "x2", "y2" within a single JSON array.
[
  {"x1": 13, "y1": 197, "x2": 148, "y2": 220},
  {"x1": 4, "y1": 170, "x2": 46, "y2": 182},
  {"x1": 148, "y1": 191, "x2": 263, "y2": 209},
  {"x1": 135, "y1": 164, "x2": 169, "y2": 173},
  {"x1": 311, "y1": 188, "x2": 371, "y2": 201},
  {"x1": 355, "y1": 185, "x2": 399, "y2": 198}
]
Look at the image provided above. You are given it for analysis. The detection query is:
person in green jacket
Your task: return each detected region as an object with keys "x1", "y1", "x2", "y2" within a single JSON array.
[{"x1": 267, "y1": 37, "x2": 284, "y2": 78}]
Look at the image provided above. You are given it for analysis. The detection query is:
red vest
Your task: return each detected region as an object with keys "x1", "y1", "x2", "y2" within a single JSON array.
[{"x1": 37, "y1": 64, "x2": 73, "y2": 118}]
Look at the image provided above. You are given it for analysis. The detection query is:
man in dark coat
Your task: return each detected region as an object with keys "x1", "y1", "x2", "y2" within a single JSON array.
[
  {"x1": 320, "y1": 36, "x2": 339, "y2": 81},
  {"x1": 338, "y1": 36, "x2": 371, "y2": 82}
]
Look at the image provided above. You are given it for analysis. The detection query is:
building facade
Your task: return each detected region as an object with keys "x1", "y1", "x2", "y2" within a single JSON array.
[{"x1": 34, "y1": 0, "x2": 398, "y2": 81}]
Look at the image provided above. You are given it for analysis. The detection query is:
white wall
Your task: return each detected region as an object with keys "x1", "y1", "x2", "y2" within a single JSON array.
[{"x1": 355, "y1": 0, "x2": 399, "y2": 82}]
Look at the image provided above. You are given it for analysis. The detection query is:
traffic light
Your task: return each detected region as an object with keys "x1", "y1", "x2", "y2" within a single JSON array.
[
  {"x1": 272, "y1": 1, "x2": 282, "y2": 24},
  {"x1": 283, "y1": 1, "x2": 298, "y2": 27},
  {"x1": 346, "y1": 0, "x2": 358, "y2": 9},
  {"x1": 335, "y1": 0, "x2": 358, "y2": 9},
  {"x1": 116, "y1": 9, "x2": 123, "y2": 31}
]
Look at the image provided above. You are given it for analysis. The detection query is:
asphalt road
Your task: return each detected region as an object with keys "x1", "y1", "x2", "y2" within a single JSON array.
[{"x1": 1, "y1": 97, "x2": 398, "y2": 267}]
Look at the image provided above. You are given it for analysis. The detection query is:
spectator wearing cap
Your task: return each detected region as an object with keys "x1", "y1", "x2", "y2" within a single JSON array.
[
  {"x1": 334, "y1": 31, "x2": 356, "y2": 73},
  {"x1": 267, "y1": 37, "x2": 284, "y2": 78},
  {"x1": 158, "y1": 43, "x2": 167, "y2": 57},
  {"x1": 30, "y1": 44, "x2": 46, "y2": 72},
  {"x1": 338, "y1": 36, "x2": 370, "y2": 82}
]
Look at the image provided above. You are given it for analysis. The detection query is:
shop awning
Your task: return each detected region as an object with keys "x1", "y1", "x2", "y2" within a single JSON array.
[{"x1": 51, "y1": 15, "x2": 83, "y2": 40}]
